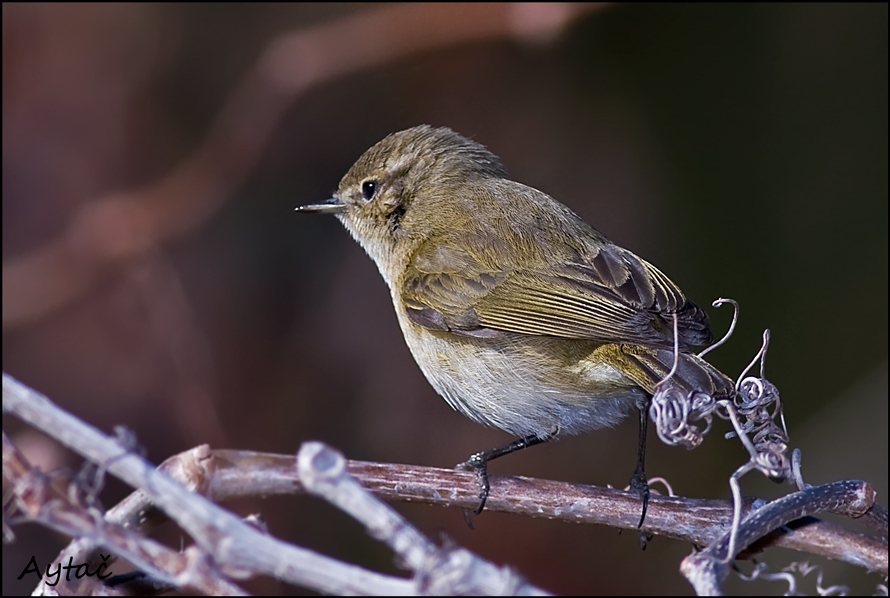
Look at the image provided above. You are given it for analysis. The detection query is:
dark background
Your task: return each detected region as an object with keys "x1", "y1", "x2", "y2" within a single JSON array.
[{"x1": 3, "y1": 3, "x2": 887, "y2": 595}]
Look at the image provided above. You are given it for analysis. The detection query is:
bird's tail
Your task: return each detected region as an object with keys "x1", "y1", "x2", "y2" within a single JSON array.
[{"x1": 599, "y1": 344, "x2": 736, "y2": 399}]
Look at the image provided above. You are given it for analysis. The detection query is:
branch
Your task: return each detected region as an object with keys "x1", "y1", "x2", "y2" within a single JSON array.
[
  {"x1": 681, "y1": 480, "x2": 883, "y2": 595},
  {"x1": 3, "y1": 373, "x2": 418, "y2": 595},
  {"x1": 4, "y1": 372, "x2": 887, "y2": 595},
  {"x1": 2, "y1": 434, "x2": 246, "y2": 596}
]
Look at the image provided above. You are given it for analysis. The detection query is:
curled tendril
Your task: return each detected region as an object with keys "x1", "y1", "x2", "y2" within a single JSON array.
[
  {"x1": 698, "y1": 298, "x2": 739, "y2": 358},
  {"x1": 792, "y1": 449, "x2": 810, "y2": 491},
  {"x1": 651, "y1": 386, "x2": 702, "y2": 448},
  {"x1": 735, "y1": 561, "x2": 851, "y2": 596},
  {"x1": 736, "y1": 329, "x2": 771, "y2": 393},
  {"x1": 650, "y1": 301, "x2": 797, "y2": 563},
  {"x1": 655, "y1": 313, "x2": 680, "y2": 391},
  {"x1": 650, "y1": 387, "x2": 716, "y2": 449}
]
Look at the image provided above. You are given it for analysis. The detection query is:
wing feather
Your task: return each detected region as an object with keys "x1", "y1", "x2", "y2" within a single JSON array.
[
  {"x1": 399, "y1": 185, "x2": 713, "y2": 350},
  {"x1": 402, "y1": 242, "x2": 712, "y2": 350}
]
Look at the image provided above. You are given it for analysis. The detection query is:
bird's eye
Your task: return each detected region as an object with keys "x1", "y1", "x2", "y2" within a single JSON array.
[{"x1": 361, "y1": 180, "x2": 377, "y2": 201}]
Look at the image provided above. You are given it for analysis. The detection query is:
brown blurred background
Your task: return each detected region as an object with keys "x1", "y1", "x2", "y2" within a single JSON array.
[{"x1": 3, "y1": 3, "x2": 887, "y2": 595}]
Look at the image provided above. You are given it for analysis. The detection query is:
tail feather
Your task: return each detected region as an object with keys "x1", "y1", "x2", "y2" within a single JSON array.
[{"x1": 598, "y1": 344, "x2": 735, "y2": 399}]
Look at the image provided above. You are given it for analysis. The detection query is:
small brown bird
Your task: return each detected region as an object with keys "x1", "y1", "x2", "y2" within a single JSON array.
[{"x1": 300, "y1": 125, "x2": 734, "y2": 521}]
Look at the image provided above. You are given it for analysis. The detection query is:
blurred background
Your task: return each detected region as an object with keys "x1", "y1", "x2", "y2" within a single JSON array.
[{"x1": 3, "y1": 3, "x2": 886, "y2": 595}]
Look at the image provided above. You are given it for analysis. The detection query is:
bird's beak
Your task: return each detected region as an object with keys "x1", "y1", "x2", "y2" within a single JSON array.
[{"x1": 296, "y1": 196, "x2": 347, "y2": 214}]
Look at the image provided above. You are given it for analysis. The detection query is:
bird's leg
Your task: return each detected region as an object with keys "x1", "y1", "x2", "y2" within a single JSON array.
[
  {"x1": 628, "y1": 403, "x2": 651, "y2": 528},
  {"x1": 457, "y1": 429, "x2": 557, "y2": 515}
]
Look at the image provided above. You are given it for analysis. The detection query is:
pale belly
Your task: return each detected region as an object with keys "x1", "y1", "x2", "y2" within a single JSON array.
[{"x1": 395, "y1": 309, "x2": 647, "y2": 438}]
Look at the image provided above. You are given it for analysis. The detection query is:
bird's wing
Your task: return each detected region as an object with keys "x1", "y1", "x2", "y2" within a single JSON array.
[{"x1": 400, "y1": 239, "x2": 712, "y2": 351}]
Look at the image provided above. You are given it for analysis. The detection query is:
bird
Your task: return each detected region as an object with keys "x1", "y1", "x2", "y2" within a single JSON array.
[{"x1": 299, "y1": 125, "x2": 735, "y2": 523}]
